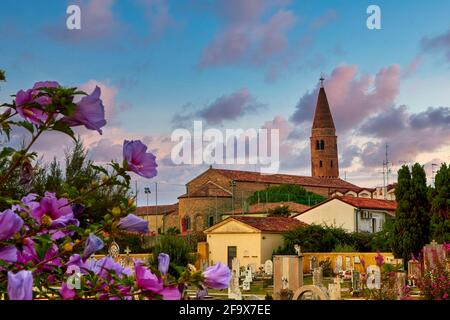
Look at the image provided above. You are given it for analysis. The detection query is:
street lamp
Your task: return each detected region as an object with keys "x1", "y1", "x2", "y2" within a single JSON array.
[{"x1": 144, "y1": 187, "x2": 151, "y2": 234}]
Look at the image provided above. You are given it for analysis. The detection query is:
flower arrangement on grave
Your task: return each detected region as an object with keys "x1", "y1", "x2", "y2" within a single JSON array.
[
  {"x1": 416, "y1": 243, "x2": 450, "y2": 300},
  {"x1": 360, "y1": 252, "x2": 409, "y2": 300},
  {"x1": 0, "y1": 80, "x2": 230, "y2": 300}
]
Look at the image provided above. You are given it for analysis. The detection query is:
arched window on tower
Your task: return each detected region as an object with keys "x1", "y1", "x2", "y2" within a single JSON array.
[
  {"x1": 319, "y1": 160, "x2": 323, "y2": 167},
  {"x1": 331, "y1": 160, "x2": 333, "y2": 167},
  {"x1": 320, "y1": 140, "x2": 325, "y2": 150},
  {"x1": 316, "y1": 140, "x2": 320, "y2": 150}
]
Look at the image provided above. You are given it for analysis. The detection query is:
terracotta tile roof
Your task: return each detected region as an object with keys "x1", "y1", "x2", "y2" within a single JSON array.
[
  {"x1": 211, "y1": 168, "x2": 360, "y2": 190},
  {"x1": 231, "y1": 216, "x2": 307, "y2": 232},
  {"x1": 337, "y1": 196, "x2": 397, "y2": 211},
  {"x1": 293, "y1": 196, "x2": 397, "y2": 218},
  {"x1": 227, "y1": 202, "x2": 310, "y2": 215},
  {"x1": 136, "y1": 203, "x2": 178, "y2": 216},
  {"x1": 178, "y1": 182, "x2": 232, "y2": 198}
]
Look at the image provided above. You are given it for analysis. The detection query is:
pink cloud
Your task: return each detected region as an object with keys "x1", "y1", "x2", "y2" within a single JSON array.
[
  {"x1": 137, "y1": 0, "x2": 176, "y2": 41},
  {"x1": 198, "y1": 0, "x2": 297, "y2": 68},
  {"x1": 44, "y1": 0, "x2": 123, "y2": 43},
  {"x1": 310, "y1": 9, "x2": 338, "y2": 30},
  {"x1": 291, "y1": 64, "x2": 401, "y2": 133}
]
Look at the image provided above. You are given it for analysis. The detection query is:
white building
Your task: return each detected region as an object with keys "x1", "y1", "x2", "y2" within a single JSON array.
[{"x1": 292, "y1": 196, "x2": 396, "y2": 233}]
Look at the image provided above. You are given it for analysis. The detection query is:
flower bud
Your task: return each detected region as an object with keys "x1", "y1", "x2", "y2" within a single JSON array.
[
  {"x1": 63, "y1": 243, "x2": 74, "y2": 252},
  {"x1": 112, "y1": 207, "x2": 121, "y2": 218}
]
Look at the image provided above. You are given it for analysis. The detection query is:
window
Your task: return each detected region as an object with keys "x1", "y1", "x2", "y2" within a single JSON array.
[
  {"x1": 227, "y1": 246, "x2": 237, "y2": 269},
  {"x1": 319, "y1": 160, "x2": 323, "y2": 167},
  {"x1": 208, "y1": 216, "x2": 214, "y2": 227},
  {"x1": 330, "y1": 160, "x2": 333, "y2": 167},
  {"x1": 316, "y1": 140, "x2": 320, "y2": 150},
  {"x1": 320, "y1": 140, "x2": 325, "y2": 150}
]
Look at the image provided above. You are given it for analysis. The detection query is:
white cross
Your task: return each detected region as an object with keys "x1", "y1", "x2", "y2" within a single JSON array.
[{"x1": 124, "y1": 246, "x2": 131, "y2": 255}]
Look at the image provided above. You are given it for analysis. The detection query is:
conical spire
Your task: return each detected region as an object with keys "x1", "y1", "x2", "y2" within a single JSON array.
[{"x1": 312, "y1": 79, "x2": 335, "y2": 130}]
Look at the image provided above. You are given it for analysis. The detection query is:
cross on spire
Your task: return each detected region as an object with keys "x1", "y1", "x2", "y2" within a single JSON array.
[{"x1": 319, "y1": 73, "x2": 325, "y2": 88}]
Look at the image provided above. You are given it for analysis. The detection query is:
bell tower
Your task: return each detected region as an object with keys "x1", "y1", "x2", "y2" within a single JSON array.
[{"x1": 310, "y1": 76, "x2": 339, "y2": 178}]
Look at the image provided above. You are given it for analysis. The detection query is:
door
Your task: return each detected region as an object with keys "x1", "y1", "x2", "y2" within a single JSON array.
[{"x1": 227, "y1": 246, "x2": 237, "y2": 269}]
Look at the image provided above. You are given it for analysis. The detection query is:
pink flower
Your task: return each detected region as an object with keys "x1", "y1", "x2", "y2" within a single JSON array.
[
  {"x1": 375, "y1": 252, "x2": 384, "y2": 267},
  {"x1": 15, "y1": 82, "x2": 60, "y2": 125},
  {"x1": 134, "y1": 261, "x2": 181, "y2": 300},
  {"x1": 31, "y1": 192, "x2": 79, "y2": 239},
  {"x1": 203, "y1": 262, "x2": 231, "y2": 290},
  {"x1": 60, "y1": 282, "x2": 76, "y2": 300},
  {"x1": 62, "y1": 86, "x2": 106, "y2": 134},
  {"x1": 7, "y1": 270, "x2": 33, "y2": 300},
  {"x1": 443, "y1": 243, "x2": 450, "y2": 253},
  {"x1": 123, "y1": 140, "x2": 158, "y2": 178}
]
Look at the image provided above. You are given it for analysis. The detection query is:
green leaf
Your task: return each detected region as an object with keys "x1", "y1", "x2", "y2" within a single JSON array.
[
  {"x1": 34, "y1": 234, "x2": 53, "y2": 260},
  {"x1": 0, "y1": 196, "x2": 20, "y2": 205},
  {"x1": 11, "y1": 120, "x2": 35, "y2": 134},
  {"x1": 91, "y1": 165, "x2": 109, "y2": 175},
  {"x1": 0, "y1": 146, "x2": 15, "y2": 159},
  {"x1": 52, "y1": 121, "x2": 76, "y2": 141}
]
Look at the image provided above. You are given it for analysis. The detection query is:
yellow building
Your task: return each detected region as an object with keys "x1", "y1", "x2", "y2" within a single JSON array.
[
  {"x1": 136, "y1": 204, "x2": 179, "y2": 234},
  {"x1": 292, "y1": 196, "x2": 396, "y2": 233},
  {"x1": 204, "y1": 216, "x2": 305, "y2": 269}
]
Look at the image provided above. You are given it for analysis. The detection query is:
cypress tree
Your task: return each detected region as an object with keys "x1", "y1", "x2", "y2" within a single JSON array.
[
  {"x1": 392, "y1": 164, "x2": 430, "y2": 264},
  {"x1": 429, "y1": 163, "x2": 450, "y2": 242}
]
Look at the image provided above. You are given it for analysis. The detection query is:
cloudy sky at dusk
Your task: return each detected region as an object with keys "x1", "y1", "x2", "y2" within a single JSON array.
[{"x1": 1, "y1": 0, "x2": 449, "y2": 205}]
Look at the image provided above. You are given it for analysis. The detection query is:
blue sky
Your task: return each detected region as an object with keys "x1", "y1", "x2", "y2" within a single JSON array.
[{"x1": 1, "y1": 0, "x2": 450, "y2": 204}]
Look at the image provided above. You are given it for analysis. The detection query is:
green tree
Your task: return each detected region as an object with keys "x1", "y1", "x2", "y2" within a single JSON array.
[
  {"x1": 149, "y1": 235, "x2": 196, "y2": 277},
  {"x1": 428, "y1": 163, "x2": 450, "y2": 242},
  {"x1": 246, "y1": 184, "x2": 325, "y2": 206},
  {"x1": 0, "y1": 139, "x2": 134, "y2": 226},
  {"x1": 268, "y1": 205, "x2": 291, "y2": 217},
  {"x1": 392, "y1": 164, "x2": 430, "y2": 264}
]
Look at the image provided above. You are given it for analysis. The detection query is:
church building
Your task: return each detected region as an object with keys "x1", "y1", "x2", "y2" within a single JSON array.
[{"x1": 174, "y1": 78, "x2": 362, "y2": 233}]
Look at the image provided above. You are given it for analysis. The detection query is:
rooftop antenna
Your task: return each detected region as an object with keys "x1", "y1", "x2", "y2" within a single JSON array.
[{"x1": 382, "y1": 143, "x2": 391, "y2": 199}]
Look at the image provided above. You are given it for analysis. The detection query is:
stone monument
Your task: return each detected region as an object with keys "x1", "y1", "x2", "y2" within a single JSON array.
[
  {"x1": 264, "y1": 260, "x2": 273, "y2": 276},
  {"x1": 228, "y1": 257, "x2": 242, "y2": 300},
  {"x1": 273, "y1": 255, "x2": 303, "y2": 300}
]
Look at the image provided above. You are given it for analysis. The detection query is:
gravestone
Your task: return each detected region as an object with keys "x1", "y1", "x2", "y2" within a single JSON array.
[
  {"x1": 395, "y1": 272, "x2": 406, "y2": 300},
  {"x1": 244, "y1": 267, "x2": 253, "y2": 283},
  {"x1": 335, "y1": 255, "x2": 343, "y2": 273},
  {"x1": 309, "y1": 256, "x2": 318, "y2": 272},
  {"x1": 293, "y1": 285, "x2": 329, "y2": 300},
  {"x1": 264, "y1": 260, "x2": 273, "y2": 276},
  {"x1": 423, "y1": 240, "x2": 447, "y2": 271},
  {"x1": 366, "y1": 265, "x2": 381, "y2": 289},
  {"x1": 351, "y1": 270, "x2": 361, "y2": 294},
  {"x1": 273, "y1": 255, "x2": 303, "y2": 300},
  {"x1": 242, "y1": 280, "x2": 251, "y2": 291},
  {"x1": 228, "y1": 258, "x2": 242, "y2": 300},
  {"x1": 407, "y1": 260, "x2": 420, "y2": 287},
  {"x1": 345, "y1": 256, "x2": 352, "y2": 270},
  {"x1": 108, "y1": 241, "x2": 120, "y2": 259},
  {"x1": 312, "y1": 267, "x2": 323, "y2": 287},
  {"x1": 328, "y1": 277, "x2": 341, "y2": 300}
]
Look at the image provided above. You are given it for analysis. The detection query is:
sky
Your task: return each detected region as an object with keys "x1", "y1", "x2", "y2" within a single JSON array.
[{"x1": 1, "y1": 0, "x2": 449, "y2": 205}]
